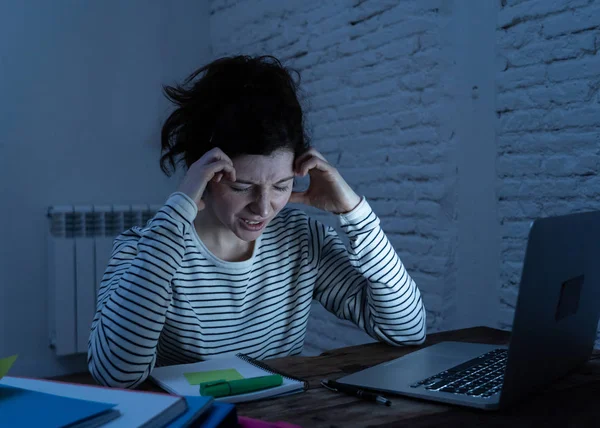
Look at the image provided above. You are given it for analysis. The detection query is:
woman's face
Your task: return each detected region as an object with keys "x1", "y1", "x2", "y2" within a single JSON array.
[{"x1": 204, "y1": 149, "x2": 295, "y2": 242}]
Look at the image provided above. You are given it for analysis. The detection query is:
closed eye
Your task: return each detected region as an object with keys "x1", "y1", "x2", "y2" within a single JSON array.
[{"x1": 230, "y1": 185, "x2": 290, "y2": 192}]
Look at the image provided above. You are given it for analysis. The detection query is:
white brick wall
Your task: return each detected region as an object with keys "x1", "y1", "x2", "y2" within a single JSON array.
[
  {"x1": 207, "y1": 0, "x2": 600, "y2": 353},
  {"x1": 497, "y1": 0, "x2": 600, "y2": 348},
  {"x1": 209, "y1": 0, "x2": 457, "y2": 354}
]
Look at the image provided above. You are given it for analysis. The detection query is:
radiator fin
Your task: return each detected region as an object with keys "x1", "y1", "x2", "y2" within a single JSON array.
[{"x1": 47, "y1": 204, "x2": 160, "y2": 356}]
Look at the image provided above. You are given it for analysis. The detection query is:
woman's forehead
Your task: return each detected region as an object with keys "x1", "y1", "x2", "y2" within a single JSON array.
[{"x1": 232, "y1": 151, "x2": 294, "y2": 182}]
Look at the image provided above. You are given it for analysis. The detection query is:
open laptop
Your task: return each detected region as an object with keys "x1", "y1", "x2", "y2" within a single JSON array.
[{"x1": 336, "y1": 210, "x2": 600, "y2": 410}]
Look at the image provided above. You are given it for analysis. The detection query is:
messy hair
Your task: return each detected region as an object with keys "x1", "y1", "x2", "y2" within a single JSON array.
[{"x1": 160, "y1": 55, "x2": 310, "y2": 176}]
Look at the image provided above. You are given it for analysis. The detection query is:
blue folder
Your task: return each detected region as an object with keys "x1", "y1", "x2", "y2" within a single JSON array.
[
  {"x1": 0, "y1": 384, "x2": 119, "y2": 427},
  {"x1": 166, "y1": 395, "x2": 214, "y2": 428},
  {"x1": 194, "y1": 401, "x2": 238, "y2": 428}
]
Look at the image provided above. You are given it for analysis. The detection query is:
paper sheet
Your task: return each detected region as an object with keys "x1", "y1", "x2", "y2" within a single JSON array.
[
  {"x1": 150, "y1": 355, "x2": 305, "y2": 402},
  {"x1": 0, "y1": 355, "x2": 18, "y2": 380},
  {"x1": 184, "y1": 368, "x2": 244, "y2": 385}
]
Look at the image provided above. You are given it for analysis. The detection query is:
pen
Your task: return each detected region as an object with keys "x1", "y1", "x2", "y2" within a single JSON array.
[{"x1": 321, "y1": 379, "x2": 392, "y2": 406}]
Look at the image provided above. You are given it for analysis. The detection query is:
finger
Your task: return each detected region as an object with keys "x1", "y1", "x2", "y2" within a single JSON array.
[
  {"x1": 218, "y1": 161, "x2": 236, "y2": 181},
  {"x1": 294, "y1": 152, "x2": 313, "y2": 171},
  {"x1": 225, "y1": 165, "x2": 236, "y2": 182},
  {"x1": 204, "y1": 150, "x2": 235, "y2": 175},
  {"x1": 213, "y1": 172, "x2": 223, "y2": 182},
  {"x1": 207, "y1": 160, "x2": 236, "y2": 182},
  {"x1": 288, "y1": 191, "x2": 307, "y2": 205},
  {"x1": 207, "y1": 147, "x2": 234, "y2": 164},
  {"x1": 297, "y1": 157, "x2": 330, "y2": 176},
  {"x1": 295, "y1": 149, "x2": 327, "y2": 168},
  {"x1": 215, "y1": 157, "x2": 236, "y2": 182},
  {"x1": 220, "y1": 165, "x2": 236, "y2": 182},
  {"x1": 295, "y1": 151, "x2": 332, "y2": 173},
  {"x1": 191, "y1": 147, "x2": 233, "y2": 170},
  {"x1": 306, "y1": 148, "x2": 327, "y2": 161}
]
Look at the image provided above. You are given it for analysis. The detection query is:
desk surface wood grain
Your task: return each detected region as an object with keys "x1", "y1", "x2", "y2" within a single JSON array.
[{"x1": 52, "y1": 327, "x2": 600, "y2": 427}]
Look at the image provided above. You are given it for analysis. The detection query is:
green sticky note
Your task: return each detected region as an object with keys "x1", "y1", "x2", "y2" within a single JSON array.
[
  {"x1": 184, "y1": 368, "x2": 244, "y2": 385},
  {"x1": 0, "y1": 354, "x2": 18, "y2": 380}
]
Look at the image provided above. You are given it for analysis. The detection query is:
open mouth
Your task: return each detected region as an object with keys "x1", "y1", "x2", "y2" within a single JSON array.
[{"x1": 240, "y1": 218, "x2": 266, "y2": 231}]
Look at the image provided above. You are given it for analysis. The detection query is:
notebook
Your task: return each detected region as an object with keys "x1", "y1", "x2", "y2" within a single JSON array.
[
  {"x1": 150, "y1": 353, "x2": 308, "y2": 403},
  {"x1": 0, "y1": 376, "x2": 187, "y2": 428},
  {"x1": 0, "y1": 384, "x2": 119, "y2": 428}
]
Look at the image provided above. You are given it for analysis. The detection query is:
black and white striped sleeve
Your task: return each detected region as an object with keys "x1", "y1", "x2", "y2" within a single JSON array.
[
  {"x1": 87, "y1": 192, "x2": 197, "y2": 388},
  {"x1": 311, "y1": 197, "x2": 427, "y2": 346}
]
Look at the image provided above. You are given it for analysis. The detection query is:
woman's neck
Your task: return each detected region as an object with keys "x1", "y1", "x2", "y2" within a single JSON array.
[{"x1": 194, "y1": 209, "x2": 254, "y2": 262}]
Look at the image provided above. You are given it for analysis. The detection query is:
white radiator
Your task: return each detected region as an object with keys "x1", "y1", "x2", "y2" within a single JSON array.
[{"x1": 47, "y1": 203, "x2": 160, "y2": 356}]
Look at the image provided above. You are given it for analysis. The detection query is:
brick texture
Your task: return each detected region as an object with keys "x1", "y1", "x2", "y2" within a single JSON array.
[
  {"x1": 208, "y1": 0, "x2": 600, "y2": 353},
  {"x1": 209, "y1": 0, "x2": 456, "y2": 354},
  {"x1": 497, "y1": 0, "x2": 600, "y2": 348}
]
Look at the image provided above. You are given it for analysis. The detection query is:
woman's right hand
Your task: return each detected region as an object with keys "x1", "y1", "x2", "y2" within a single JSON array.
[{"x1": 177, "y1": 148, "x2": 236, "y2": 211}]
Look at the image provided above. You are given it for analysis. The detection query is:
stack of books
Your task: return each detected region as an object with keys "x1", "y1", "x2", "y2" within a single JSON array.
[
  {"x1": 0, "y1": 353, "x2": 237, "y2": 428},
  {"x1": 0, "y1": 376, "x2": 238, "y2": 427},
  {"x1": 0, "y1": 352, "x2": 302, "y2": 427}
]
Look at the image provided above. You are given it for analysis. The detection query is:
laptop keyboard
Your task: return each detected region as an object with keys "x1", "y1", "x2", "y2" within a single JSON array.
[{"x1": 410, "y1": 348, "x2": 507, "y2": 398}]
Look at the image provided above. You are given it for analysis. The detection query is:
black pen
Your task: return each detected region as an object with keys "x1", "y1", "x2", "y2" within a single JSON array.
[{"x1": 321, "y1": 379, "x2": 392, "y2": 406}]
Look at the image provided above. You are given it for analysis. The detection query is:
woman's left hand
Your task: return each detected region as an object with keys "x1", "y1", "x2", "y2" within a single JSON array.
[{"x1": 288, "y1": 149, "x2": 362, "y2": 214}]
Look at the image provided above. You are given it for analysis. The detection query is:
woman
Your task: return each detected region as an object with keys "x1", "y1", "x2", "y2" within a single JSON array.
[{"x1": 88, "y1": 55, "x2": 426, "y2": 388}]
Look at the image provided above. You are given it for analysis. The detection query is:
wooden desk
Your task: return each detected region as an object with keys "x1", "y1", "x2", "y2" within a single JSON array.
[{"x1": 53, "y1": 327, "x2": 600, "y2": 427}]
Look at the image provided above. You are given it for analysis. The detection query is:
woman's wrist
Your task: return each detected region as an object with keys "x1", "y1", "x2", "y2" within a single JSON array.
[{"x1": 336, "y1": 193, "x2": 362, "y2": 215}]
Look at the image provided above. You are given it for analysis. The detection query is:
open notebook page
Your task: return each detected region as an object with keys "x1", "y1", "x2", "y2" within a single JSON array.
[{"x1": 150, "y1": 355, "x2": 305, "y2": 403}]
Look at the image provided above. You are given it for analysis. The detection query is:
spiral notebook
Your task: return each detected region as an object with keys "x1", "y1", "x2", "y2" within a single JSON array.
[{"x1": 150, "y1": 353, "x2": 308, "y2": 404}]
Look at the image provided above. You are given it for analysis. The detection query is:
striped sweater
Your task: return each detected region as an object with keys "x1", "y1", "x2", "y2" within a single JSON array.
[{"x1": 87, "y1": 192, "x2": 427, "y2": 388}]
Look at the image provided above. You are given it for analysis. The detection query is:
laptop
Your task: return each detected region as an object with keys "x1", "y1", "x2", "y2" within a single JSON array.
[{"x1": 336, "y1": 210, "x2": 600, "y2": 410}]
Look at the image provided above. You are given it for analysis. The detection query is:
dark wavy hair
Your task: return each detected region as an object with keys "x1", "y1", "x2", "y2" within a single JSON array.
[{"x1": 159, "y1": 55, "x2": 310, "y2": 176}]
